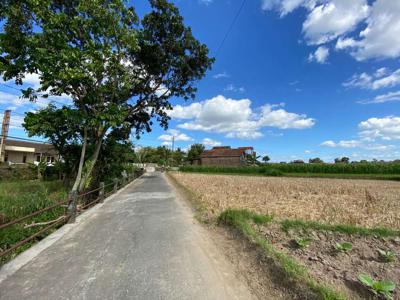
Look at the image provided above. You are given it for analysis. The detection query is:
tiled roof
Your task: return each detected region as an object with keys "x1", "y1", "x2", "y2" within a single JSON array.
[{"x1": 201, "y1": 146, "x2": 253, "y2": 158}]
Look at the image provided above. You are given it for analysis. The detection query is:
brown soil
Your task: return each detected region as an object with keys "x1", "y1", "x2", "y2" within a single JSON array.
[
  {"x1": 168, "y1": 172, "x2": 319, "y2": 299},
  {"x1": 259, "y1": 223, "x2": 400, "y2": 299},
  {"x1": 169, "y1": 172, "x2": 400, "y2": 230}
]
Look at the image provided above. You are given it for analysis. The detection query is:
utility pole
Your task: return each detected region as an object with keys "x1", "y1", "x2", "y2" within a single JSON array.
[
  {"x1": 171, "y1": 135, "x2": 175, "y2": 167},
  {"x1": 0, "y1": 110, "x2": 11, "y2": 163}
]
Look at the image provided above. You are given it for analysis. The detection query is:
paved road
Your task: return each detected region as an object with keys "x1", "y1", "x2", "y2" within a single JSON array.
[{"x1": 0, "y1": 172, "x2": 254, "y2": 300}]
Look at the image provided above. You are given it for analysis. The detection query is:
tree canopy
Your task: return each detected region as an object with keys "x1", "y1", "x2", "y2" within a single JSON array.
[{"x1": 1, "y1": 0, "x2": 214, "y2": 194}]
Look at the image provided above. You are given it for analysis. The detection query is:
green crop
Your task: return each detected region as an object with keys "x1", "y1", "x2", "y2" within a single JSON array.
[
  {"x1": 358, "y1": 274, "x2": 396, "y2": 300},
  {"x1": 378, "y1": 249, "x2": 396, "y2": 263},
  {"x1": 294, "y1": 237, "x2": 312, "y2": 249},
  {"x1": 335, "y1": 242, "x2": 353, "y2": 252}
]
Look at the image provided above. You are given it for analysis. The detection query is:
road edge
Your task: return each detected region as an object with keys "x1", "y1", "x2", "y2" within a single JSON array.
[{"x1": 0, "y1": 175, "x2": 144, "y2": 284}]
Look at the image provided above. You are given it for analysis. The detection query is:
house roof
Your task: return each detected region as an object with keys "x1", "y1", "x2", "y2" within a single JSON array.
[
  {"x1": 201, "y1": 146, "x2": 253, "y2": 158},
  {"x1": 5, "y1": 139, "x2": 57, "y2": 154}
]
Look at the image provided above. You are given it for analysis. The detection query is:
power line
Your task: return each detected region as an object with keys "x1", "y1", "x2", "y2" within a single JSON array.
[
  {"x1": 215, "y1": 0, "x2": 247, "y2": 57},
  {"x1": 0, "y1": 134, "x2": 51, "y2": 144}
]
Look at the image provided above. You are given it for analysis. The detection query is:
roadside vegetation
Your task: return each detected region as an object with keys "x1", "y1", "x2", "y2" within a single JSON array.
[
  {"x1": 179, "y1": 163, "x2": 400, "y2": 180},
  {"x1": 0, "y1": 180, "x2": 67, "y2": 264},
  {"x1": 169, "y1": 172, "x2": 400, "y2": 299}
]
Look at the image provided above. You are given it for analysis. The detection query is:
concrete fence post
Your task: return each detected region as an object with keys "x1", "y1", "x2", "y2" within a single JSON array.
[
  {"x1": 113, "y1": 178, "x2": 119, "y2": 193},
  {"x1": 67, "y1": 190, "x2": 78, "y2": 223},
  {"x1": 99, "y1": 182, "x2": 105, "y2": 202}
]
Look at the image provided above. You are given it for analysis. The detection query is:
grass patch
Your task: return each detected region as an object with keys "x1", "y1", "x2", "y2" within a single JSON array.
[
  {"x1": 218, "y1": 209, "x2": 347, "y2": 300},
  {"x1": 0, "y1": 180, "x2": 67, "y2": 265},
  {"x1": 280, "y1": 219, "x2": 400, "y2": 238}
]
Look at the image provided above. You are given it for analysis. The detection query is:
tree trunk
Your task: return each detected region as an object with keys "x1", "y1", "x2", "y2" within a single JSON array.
[
  {"x1": 71, "y1": 127, "x2": 88, "y2": 192},
  {"x1": 77, "y1": 137, "x2": 103, "y2": 193}
]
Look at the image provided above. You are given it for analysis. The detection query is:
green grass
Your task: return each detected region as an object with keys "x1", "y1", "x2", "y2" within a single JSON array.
[
  {"x1": 0, "y1": 180, "x2": 67, "y2": 265},
  {"x1": 282, "y1": 172, "x2": 400, "y2": 181},
  {"x1": 280, "y1": 219, "x2": 400, "y2": 238},
  {"x1": 218, "y1": 209, "x2": 347, "y2": 300}
]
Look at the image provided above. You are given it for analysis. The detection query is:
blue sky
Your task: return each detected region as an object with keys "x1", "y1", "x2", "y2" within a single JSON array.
[{"x1": 1, "y1": 0, "x2": 400, "y2": 162}]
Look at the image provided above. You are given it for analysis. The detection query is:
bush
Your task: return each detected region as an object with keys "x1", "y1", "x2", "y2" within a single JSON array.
[{"x1": 179, "y1": 165, "x2": 283, "y2": 176}]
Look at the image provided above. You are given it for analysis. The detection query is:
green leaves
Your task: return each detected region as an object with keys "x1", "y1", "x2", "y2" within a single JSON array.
[
  {"x1": 335, "y1": 242, "x2": 353, "y2": 252},
  {"x1": 378, "y1": 249, "x2": 396, "y2": 263},
  {"x1": 358, "y1": 274, "x2": 396, "y2": 300},
  {"x1": 294, "y1": 237, "x2": 312, "y2": 249}
]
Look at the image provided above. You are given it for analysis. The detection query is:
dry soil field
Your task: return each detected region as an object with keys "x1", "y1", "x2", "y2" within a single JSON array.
[{"x1": 170, "y1": 172, "x2": 400, "y2": 230}]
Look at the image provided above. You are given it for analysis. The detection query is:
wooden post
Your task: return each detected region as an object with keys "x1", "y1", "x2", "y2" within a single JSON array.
[
  {"x1": 67, "y1": 190, "x2": 78, "y2": 223},
  {"x1": 99, "y1": 182, "x2": 105, "y2": 202},
  {"x1": 113, "y1": 178, "x2": 119, "y2": 193}
]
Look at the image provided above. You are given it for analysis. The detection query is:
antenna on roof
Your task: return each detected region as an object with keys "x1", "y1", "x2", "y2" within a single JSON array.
[{"x1": 0, "y1": 110, "x2": 11, "y2": 162}]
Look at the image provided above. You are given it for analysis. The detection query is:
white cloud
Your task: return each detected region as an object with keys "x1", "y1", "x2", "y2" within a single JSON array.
[
  {"x1": 342, "y1": 0, "x2": 400, "y2": 60},
  {"x1": 358, "y1": 90, "x2": 400, "y2": 104},
  {"x1": 302, "y1": 0, "x2": 369, "y2": 45},
  {"x1": 264, "y1": 0, "x2": 400, "y2": 61},
  {"x1": 321, "y1": 140, "x2": 361, "y2": 148},
  {"x1": 359, "y1": 116, "x2": 400, "y2": 141},
  {"x1": 344, "y1": 68, "x2": 400, "y2": 90},
  {"x1": 308, "y1": 46, "x2": 329, "y2": 63},
  {"x1": 224, "y1": 84, "x2": 245, "y2": 93},
  {"x1": 202, "y1": 138, "x2": 221, "y2": 147},
  {"x1": 213, "y1": 72, "x2": 230, "y2": 79},
  {"x1": 170, "y1": 95, "x2": 315, "y2": 139},
  {"x1": 158, "y1": 129, "x2": 193, "y2": 144},
  {"x1": 261, "y1": 0, "x2": 308, "y2": 16}
]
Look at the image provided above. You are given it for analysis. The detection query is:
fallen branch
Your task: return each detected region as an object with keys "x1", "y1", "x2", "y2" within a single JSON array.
[{"x1": 24, "y1": 216, "x2": 65, "y2": 229}]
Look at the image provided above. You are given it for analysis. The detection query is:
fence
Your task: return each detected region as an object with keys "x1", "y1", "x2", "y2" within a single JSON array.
[{"x1": 0, "y1": 171, "x2": 143, "y2": 261}]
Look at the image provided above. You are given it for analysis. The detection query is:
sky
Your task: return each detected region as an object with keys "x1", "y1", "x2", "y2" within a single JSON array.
[{"x1": 1, "y1": 0, "x2": 400, "y2": 162}]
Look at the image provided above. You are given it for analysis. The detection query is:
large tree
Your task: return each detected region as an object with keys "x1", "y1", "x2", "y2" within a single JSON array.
[{"x1": 1, "y1": 0, "x2": 213, "y2": 198}]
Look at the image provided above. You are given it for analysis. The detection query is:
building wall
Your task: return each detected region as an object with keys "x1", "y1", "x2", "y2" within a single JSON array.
[
  {"x1": 201, "y1": 156, "x2": 243, "y2": 167},
  {"x1": 5, "y1": 151, "x2": 35, "y2": 164}
]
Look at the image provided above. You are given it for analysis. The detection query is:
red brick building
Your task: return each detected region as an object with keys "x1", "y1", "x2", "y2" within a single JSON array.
[{"x1": 198, "y1": 146, "x2": 255, "y2": 167}]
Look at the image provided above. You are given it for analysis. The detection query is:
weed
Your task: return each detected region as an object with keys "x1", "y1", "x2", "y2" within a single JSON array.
[
  {"x1": 378, "y1": 249, "x2": 396, "y2": 263},
  {"x1": 219, "y1": 209, "x2": 347, "y2": 300},
  {"x1": 295, "y1": 237, "x2": 312, "y2": 249},
  {"x1": 281, "y1": 219, "x2": 400, "y2": 238},
  {"x1": 335, "y1": 242, "x2": 353, "y2": 252},
  {"x1": 358, "y1": 274, "x2": 396, "y2": 300}
]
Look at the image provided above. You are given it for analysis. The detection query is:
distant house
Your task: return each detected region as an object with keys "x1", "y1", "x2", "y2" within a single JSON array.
[
  {"x1": 2, "y1": 139, "x2": 58, "y2": 165},
  {"x1": 198, "y1": 146, "x2": 255, "y2": 167}
]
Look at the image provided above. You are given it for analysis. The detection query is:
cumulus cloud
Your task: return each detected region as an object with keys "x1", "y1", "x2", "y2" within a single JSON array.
[
  {"x1": 359, "y1": 116, "x2": 400, "y2": 141},
  {"x1": 263, "y1": 0, "x2": 400, "y2": 61},
  {"x1": 158, "y1": 129, "x2": 193, "y2": 146},
  {"x1": 303, "y1": 0, "x2": 369, "y2": 45},
  {"x1": 202, "y1": 138, "x2": 221, "y2": 147},
  {"x1": 308, "y1": 46, "x2": 329, "y2": 63},
  {"x1": 169, "y1": 95, "x2": 315, "y2": 139},
  {"x1": 340, "y1": 0, "x2": 400, "y2": 60},
  {"x1": 358, "y1": 90, "x2": 400, "y2": 104},
  {"x1": 344, "y1": 68, "x2": 400, "y2": 90}
]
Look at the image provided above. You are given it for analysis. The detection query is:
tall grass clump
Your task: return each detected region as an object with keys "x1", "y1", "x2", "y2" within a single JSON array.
[{"x1": 0, "y1": 180, "x2": 66, "y2": 264}]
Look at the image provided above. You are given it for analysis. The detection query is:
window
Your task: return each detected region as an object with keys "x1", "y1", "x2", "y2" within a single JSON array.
[
  {"x1": 23, "y1": 154, "x2": 27, "y2": 163},
  {"x1": 36, "y1": 155, "x2": 41, "y2": 162},
  {"x1": 4, "y1": 153, "x2": 8, "y2": 162}
]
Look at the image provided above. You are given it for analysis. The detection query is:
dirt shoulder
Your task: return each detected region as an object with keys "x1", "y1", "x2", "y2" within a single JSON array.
[{"x1": 166, "y1": 172, "x2": 316, "y2": 300}]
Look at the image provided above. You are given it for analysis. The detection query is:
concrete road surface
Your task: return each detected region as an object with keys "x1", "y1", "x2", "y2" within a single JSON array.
[{"x1": 0, "y1": 172, "x2": 254, "y2": 300}]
